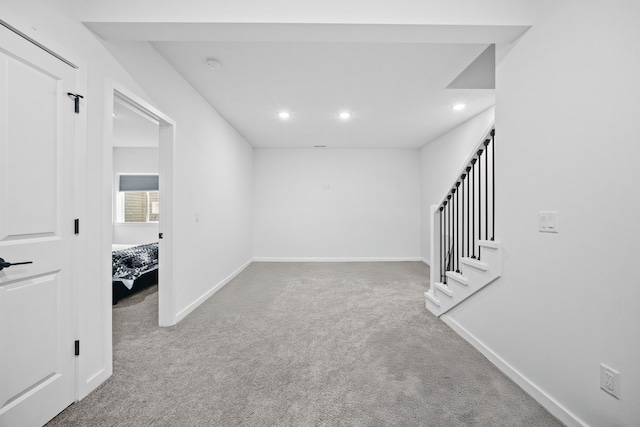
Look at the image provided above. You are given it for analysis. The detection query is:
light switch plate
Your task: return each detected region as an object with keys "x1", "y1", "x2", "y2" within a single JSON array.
[{"x1": 539, "y1": 211, "x2": 558, "y2": 233}]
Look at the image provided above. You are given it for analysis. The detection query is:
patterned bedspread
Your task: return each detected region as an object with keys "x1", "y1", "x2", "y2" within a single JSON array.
[{"x1": 112, "y1": 243, "x2": 159, "y2": 286}]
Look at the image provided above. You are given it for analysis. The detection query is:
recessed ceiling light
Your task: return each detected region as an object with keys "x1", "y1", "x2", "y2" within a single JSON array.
[
  {"x1": 205, "y1": 58, "x2": 222, "y2": 70},
  {"x1": 339, "y1": 111, "x2": 351, "y2": 120},
  {"x1": 452, "y1": 104, "x2": 466, "y2": 111},
  {"x1": 278, "y1": 111, "x2": 291, "y2": 120}
]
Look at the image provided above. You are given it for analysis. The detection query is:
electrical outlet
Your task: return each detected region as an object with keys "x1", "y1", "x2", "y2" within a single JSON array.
[
  {"x1": 604, "y1": 371, "x2": 614, "y2": 390},
  {"x1": 600, "y1": 364, "x2": 620, "y2": 398}
]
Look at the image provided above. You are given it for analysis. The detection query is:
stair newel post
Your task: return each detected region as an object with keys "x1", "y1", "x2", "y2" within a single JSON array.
[
  {"x1": 470, "y1": 159, "x2": 477, "y2": 259},
  {"x1": 484, "y1": 139, "x2": 490, "y2": 241},
  {"x1": 455, "y1": 182, "x2": 460, "y2": 273},
  {"x1": 477, "y1": 148, "x2": 483, "y2": 260},
  {"x1": 443, "y1": 200, "x2": 447, "y2": 283},
  {"x1": 446, "y1": 195, "x2": 452, "y2": 282},
  {"x1": 491, "y1": 129, "x2": 495, "y2": 241},
  {"x1": 439, "y1": 206, "x2": 444, "y2": 283}
]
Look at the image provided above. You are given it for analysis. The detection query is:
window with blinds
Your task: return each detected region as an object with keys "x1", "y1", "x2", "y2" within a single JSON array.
[{"x1": 118, "y1": 175, "x2": 159, "y2": 223}]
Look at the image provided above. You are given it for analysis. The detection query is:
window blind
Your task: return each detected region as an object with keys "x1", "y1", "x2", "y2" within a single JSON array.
[{"x1": 119, "y1": 175, "x2": 159, "y2": 192}]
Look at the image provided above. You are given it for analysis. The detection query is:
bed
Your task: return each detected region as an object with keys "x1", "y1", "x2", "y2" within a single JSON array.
[{"x1": 112, "y1": 242, "x2": 159, "y2": 305}]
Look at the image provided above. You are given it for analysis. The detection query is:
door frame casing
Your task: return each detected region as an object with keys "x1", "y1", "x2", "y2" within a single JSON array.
[{"x1": 104, "y1": 81, "x2": 177, "y2": 332}]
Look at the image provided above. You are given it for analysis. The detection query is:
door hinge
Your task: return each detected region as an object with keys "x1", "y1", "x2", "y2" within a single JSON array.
[
  {"x1": 75, "y1": 340, "x2": 80, "y2": 356},
  {"x1": 67, "y1": 92, "x2": 84, "y2": 114},
  {"x1": 159, "y1": 232, "x2": 163, "y2": 239},
  {"x1": 74, "y1": 218, "x2": 80, "y2": 235}
]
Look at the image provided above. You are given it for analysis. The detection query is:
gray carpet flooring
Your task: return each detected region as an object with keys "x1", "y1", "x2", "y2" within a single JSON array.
[{"x1": 47, "y1": 262, "x2": 563, "y2": 426}]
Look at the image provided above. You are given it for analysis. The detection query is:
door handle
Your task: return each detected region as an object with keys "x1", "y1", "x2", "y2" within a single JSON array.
[{"x1": 0, "y1": 257, "x2": 33, "y2": 271}]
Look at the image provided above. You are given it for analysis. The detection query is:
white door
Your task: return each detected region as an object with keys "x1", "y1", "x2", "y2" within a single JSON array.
[{"x1": 0, "y1": 25, "x2": 77, "y2": 427}]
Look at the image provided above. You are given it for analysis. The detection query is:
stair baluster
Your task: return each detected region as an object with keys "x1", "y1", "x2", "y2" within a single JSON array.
[
  {"x1": 491, "y1": 130, "x2": 495, "y2": 241},
  {"x1": 455, "y1": 182, "x2": 460, "y2": 273},
  {"x1": 477, "y1": 148, "x2": 483, "y2": 260},
  {"x1": 427, "y1": 127, "x2": 498, "y2": 317},
  {"x1": 439, "y1": 206, "x2": 444, "y2": 283},
  {"x1": 466, "y1": 167, "x2": 471, "y2": 258},
  {"x1": 444, "y1": 194, "x2": 453, "y2": 284},
  {"x1": 470, "y1": 159, "x2": 476, "y2": 259},
  {"x1": 484, "y1": 139, "x2": 490, "y2": 241},
  {"x1": 451, "y1": 188, "x2": 455, "y2": 274},
  {"x1": 461, "y1": 173, "x2": 466, "y2": 260}
]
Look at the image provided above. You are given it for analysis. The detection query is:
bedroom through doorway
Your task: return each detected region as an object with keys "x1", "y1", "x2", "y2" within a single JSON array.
[
  {"x1": 111, "y1": 97, "x2": 161, "y2": 321},
  {"x1": 107, "y1": 85, "x2": 177, "y2": 338},
  {"x1": 108, "y1": 85, "x2": 178, "y2": 331}
]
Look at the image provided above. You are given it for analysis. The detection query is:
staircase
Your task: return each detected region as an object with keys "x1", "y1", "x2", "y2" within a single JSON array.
[
  {"x1": 425, "y1": 240, "x2": 501, "y2": 315},
  {"x1": 425, "y1": 126, "x2": 501, "y2": 317}
]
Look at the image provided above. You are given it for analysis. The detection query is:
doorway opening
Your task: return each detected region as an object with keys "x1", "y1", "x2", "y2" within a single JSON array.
[
  {"x1": 111, "y1": 98, "x2": 160, "y2": 315},
  {"x1": 108, "y1": 86, "x2": 176, "y2": 329}
]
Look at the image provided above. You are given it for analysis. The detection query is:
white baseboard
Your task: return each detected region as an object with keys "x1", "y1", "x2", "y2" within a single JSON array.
[
  {"x1": 252, "y1": 257, "x2": 422, "y2": 262},
  {"x1": 175, "y1": 258, "x2": 252, "y2": 323},
  {"x1": 442, "y1": 316, "x2": 587, "y2": 427},
  {"x1": 421, "y1": 258, "x2": 430, "y2": 266}
]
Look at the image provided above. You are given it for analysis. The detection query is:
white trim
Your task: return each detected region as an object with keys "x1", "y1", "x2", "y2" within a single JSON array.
[
  {"x1": 72, "y1": 64, "x2": 89, "y2": 401},
  {"x1": 445, "y1": 271, "x2": 469, "y2": 286},
  {"x1": 460, "y1": 257, "x2": 488, "y2": 271},
  {"x1": 429, "y1": 204, "x2": 439, "y2": 294},
  {"x1": 101, "y1": 87, "x2": 116, "y2": 394},
  {"x1": 99, "y1": 82, "x2": 178, "y2": 399},
  {"x1": 421, "y1": 258, "x2": 430, "y2": 266},
  {"x1": 435, "y1": 282, "x2": 453, "y2": 297},
  {"x1": 175, "y1": 259, "x2": 253, "y2": 323},
  {"x1": 0, "y1": 13, "x2": 86, "y2": 71},
  {"x1": 157, "y1": 114, "x2": 177, "y2": 327},
  {"x1": 479, "y1": 239, "x2": 500, "y2": 249},
  {"x1": 252, "y1": 257, "x2": 422, "y2": 262},
  {"x1": 425, "y1": 290, "x2": 440, "y2": 307},
  {"x1": 441, "y1": 316, "x2": 588, "y2": 427}
]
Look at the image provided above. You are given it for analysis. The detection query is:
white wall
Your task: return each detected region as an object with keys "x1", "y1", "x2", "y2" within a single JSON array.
[
  {"x1": 420, "y1": 107, "x2": 495, "y2": 261},
  {"x1": 0, "y1": 0, "x2": 161, "y2": 399},
  {"x1": 103, "y1": 41, "x2": 254, "y2": 319},
  {"x1": 0, "y1": 0, "x2": 254, "y2": 401},
  {"x1": 7, "y1": 1, "x2": 638, "y2": 425},
  {"x1": 254, "y1": 149, "x2": 420, "y2": 260},
  {"x1": 112, "y1": 148, "x2": 159, "y2": 245},
  {"x1": 444, "y1": 2, "x2": 640, "y2": 426}
]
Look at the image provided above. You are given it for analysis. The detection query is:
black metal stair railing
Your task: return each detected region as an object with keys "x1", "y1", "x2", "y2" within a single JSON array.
[{"x1": 437, "y1": 129, "x2": 495, "y2": 284}]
